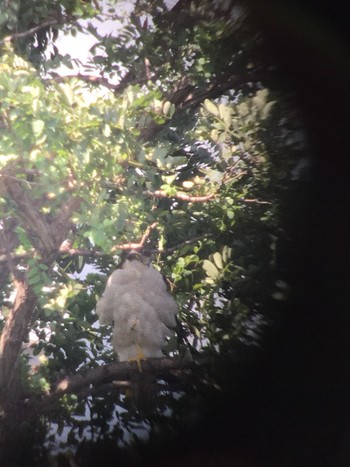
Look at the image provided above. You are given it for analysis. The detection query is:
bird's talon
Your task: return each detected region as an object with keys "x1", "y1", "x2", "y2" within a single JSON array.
[{"x1": 128, "y1": 345, "x2": 145, "y2": 371}]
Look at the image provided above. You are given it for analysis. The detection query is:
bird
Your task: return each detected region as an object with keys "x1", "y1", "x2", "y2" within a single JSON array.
[
  {"x1": 96, "y1": 250, "x2": 178, "y2": 362},
  {"x1": 95, "y1": 250, "x2": 178, "y2": 414}
]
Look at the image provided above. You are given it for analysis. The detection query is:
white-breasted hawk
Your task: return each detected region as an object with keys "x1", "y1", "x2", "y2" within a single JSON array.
[{"x1": 96, "y1": 251, "x2": 178, "y2": 364}]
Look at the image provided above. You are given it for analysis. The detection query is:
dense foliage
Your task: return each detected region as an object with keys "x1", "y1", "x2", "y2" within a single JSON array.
[{"x1": 0, "y1": 1, "x2": 306, "y2": 464}]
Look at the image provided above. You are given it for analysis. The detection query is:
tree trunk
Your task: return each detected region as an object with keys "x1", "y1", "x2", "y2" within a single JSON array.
[
  {"x1": 0, "y1": 273, "x2": 37, "y2": 463},
  {"x1": 0, "y1": 178, "x2": 81, "y2": 463}
]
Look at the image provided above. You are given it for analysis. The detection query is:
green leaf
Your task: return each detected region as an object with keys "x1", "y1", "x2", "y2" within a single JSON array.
[
  {"x1": 238, "y1": 102, "x2": 249, "y2": 116},
  {"x1": 222, "y1": 246, "x2": 232, "y2": 263},
  {"x1": 153, "y1": 147, "x2": 168, "y2": 164},
  {"x1": 261, "y1": 101, "x2": 276, "y2": 119},
  {"x1": 203, "y1": 259, "x2": 219, "y2": 280},
  {"x1": 227, "y1": 209, "x2": 234, "y2": 219},
  {"x1": 204, "y1": 99, "x2": 219, "y2": 117},
  {"x1": 162, "y1": 101, "x2": 171, "y2": 116},
  {"x1": 212, "y1": 252, "x2": 223, "y2": 270},
  {"x1": 60, "y1": 83, "x2": 74, "y2": 106},
  {"x1": 32, "y1": 119, "x2": 44, "y2": 137},
  {"x1": 252, "y1": 88, "x2": 269, "y2": 110},
  {"x1": 28, "y1": 273, "x2": 41, "y2": 285},
  {"x1": 218, "y1": 104, "x2": 232, "y2": 127},
  {"x1": 102, "y1": 124, "x2": 111, "y2": 137}
]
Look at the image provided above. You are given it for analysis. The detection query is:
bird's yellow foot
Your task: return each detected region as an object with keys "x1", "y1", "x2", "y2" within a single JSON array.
[{"x1": 128, "y1": 345, "x2": 146, "y2": 371}]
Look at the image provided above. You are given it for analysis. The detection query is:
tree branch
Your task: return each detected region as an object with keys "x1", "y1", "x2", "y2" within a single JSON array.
[
  {"x1": 0, "y1": 272, "x2": 37, "y2": 402},
  {"x1": 48, "y1": 72, "x2": 150, "y2": 93},
  {"x1": 240, "y1": 198, "x2": 272, "y2": 205},
  {"x1": 2, "y1": 175, "x2": 57, "y2": 254},
  {"x1": 0, "y1": 19, "x2": 60, "y2": 47},
  {"x1": 41, "y1": 357, "x2": 193, "y2": 405},
  {"x1": 146, "y1": 190, "x2": 215, "y2": 202},
  {"x1": 50, "y1": 196, "x2": 83, "y2": 246},
  {"x1": 0, "y1": 183, "x2": 83, "y2": 421},
  {"x1": 111, "y1": 222, "x2": 158, "y2": 252},
  {"x1": 49, "y1": 66, "x2": 264, "y2": 144},
  {"x1": 1, "y1": 174, "x2": 82, "y2": 257},
  {"x1": 153, "y1": 234, "x2": 214, "y2": 254},
  {"x1": 48, "y1": 73, "x2": 119, "y2": 91},
  {"x1": 0, "y1": 217, "x2": 19, "y2": 288}
]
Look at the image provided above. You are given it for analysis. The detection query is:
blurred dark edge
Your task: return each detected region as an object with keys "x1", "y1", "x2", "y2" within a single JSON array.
[{"x1": 146, "y1": 2, "x2": 350, "y2": 466}]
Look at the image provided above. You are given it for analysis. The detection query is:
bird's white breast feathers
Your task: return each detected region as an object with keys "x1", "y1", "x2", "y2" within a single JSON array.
[{"x1": 96, "y1": 259, "x2": 178, "y2": 361}]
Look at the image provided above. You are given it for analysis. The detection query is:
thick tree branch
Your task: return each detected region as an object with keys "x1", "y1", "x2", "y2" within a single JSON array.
[
  {"x1": 50, "y1": 196, "x2": 83, "y2": 246},
  {"x1": 0, "y1": 272, "x2": 37, "y2": 400},
  {"x1": 48, "y1": 72, "x2": 150, "y2": 94},
  {"x1": 0, "y1": 182, "x2": 82, "y2": 420},
  {"x1": 40, "y1": 357, "x2": 193, "y2": 405},
  {"x1": 48, "y1": 73, "x2": 119, "y2": 90},
  {"x1": 0, "y1": 217, "x2": 19, "y2": 288},
  {"x1": 2, "y1": 176, "x2": 57, "y2": 254},
  {"x1": 1, "y1": 174, "x2": 82, "y2": 257}
]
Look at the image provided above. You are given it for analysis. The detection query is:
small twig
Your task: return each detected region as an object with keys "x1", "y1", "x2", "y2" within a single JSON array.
[
  {"x1": 240, "y1": 198, "x2": 272, "y2": 205},
  {"x1": 146, "y1": 190, "x2": 215, "y2": 203},
  {"x1": 154, "y1": 234, "x2": 214, "y2": 255},
  {"x1": 111, "y1": 222, "x2": 158, "y2": 252},
  {"x1": 222, "y1": 170, "x2": 247, "y2": 185}
]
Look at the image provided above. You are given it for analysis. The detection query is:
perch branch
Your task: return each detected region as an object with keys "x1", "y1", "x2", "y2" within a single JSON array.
[{"x1": 39, "y1": 357, "x2": 194, "y2": 405}]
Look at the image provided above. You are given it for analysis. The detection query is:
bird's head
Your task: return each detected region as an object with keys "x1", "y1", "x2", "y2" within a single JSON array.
[{"x1": 126, "y1": 250, "x2": 152, "y2": 267}]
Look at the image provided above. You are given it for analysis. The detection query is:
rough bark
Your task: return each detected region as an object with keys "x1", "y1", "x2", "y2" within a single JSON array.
[
  {"x1": 3, "y1": 177, "x2": 57, "y2": 254},
  {"x1": 27, "y1": 357, "x2": 200, "y2": 420},
  {"x1": 0, "y1": 272, "x2": 37, "y2": 463},
  {"x1": 0, "y1": 274, "x2": 36, "y2": 393},
  {"x1": 0, "y1": 176, "x2": 82, "y2": 463},
  {"x1": 0, "y1": 217, "x2": 19, "y2": 289},
  {"x1": 50, "y1": 357, "x2": 192, "y2": 400},
  {"x1": 1, "y1": 176, "x2": 82, "y2": 257}
]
